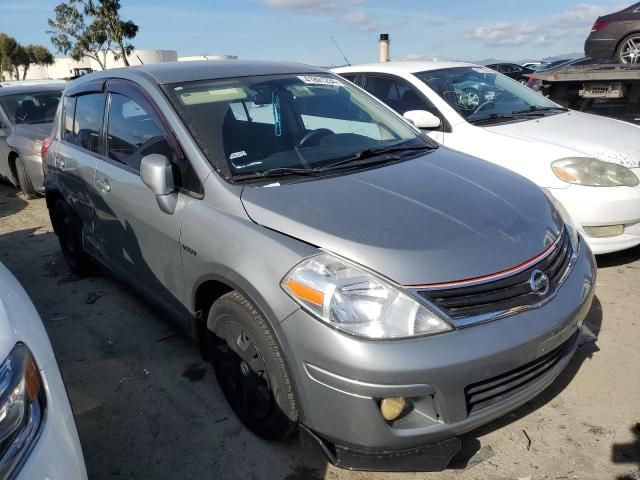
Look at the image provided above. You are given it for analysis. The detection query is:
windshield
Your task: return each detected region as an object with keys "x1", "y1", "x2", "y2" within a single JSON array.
[
  {"x1": 164, "y1": 73, "x2": 431, "y2": 180},
  {"x1": 0, "y1": 91, "x2": 62, "y2": 125},
  {"x1": 415, "y1": 67, "x2": 561, "y2": 124}
]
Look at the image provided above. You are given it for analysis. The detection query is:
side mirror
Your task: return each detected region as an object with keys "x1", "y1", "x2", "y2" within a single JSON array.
[
  {"x1": 140, "y1": 154, "x2": 177, "y2": 214},
  {"x1": 403, "y1": 110, "x2": 441, "y2": 129}
]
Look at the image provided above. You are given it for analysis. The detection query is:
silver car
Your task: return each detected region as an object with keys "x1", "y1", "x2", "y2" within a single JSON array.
[
  {"x1": 0, "y1": 83, "x2": 65, "y2": 198},
  {"x1": 43, "y1": 61, "x2": 596, "y2": 471}
]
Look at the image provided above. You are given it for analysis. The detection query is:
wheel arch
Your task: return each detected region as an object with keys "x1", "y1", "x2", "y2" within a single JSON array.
[
  {"x1": 192, "y1": 270, "x2": 296, "y2": 360},
  {"x1": 45, "y1": 188, "x2": 64, "y2": 234}
]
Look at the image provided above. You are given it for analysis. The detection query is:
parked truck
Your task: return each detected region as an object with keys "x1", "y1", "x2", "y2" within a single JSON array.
[{"x1": 531, "y1": 63, "x2": 640, "y2": 113}]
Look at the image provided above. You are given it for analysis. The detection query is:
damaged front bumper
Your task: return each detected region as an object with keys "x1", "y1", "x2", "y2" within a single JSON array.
[
  {"x1": 276, "y1": 242, "x2": 596, "y2": 471},
  {"x1": 301, "y1": 425, "x2": 461, "y2": 472}
]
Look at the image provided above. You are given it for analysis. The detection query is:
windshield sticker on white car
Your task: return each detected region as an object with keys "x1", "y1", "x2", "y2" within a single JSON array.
[{"x1": 297, "y1": 75, "x2": 342, "y2": 86}]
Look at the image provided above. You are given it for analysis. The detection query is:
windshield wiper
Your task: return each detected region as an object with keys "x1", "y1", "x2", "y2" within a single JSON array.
[
  {"x1": 233, "y1": 144, "x2": 434, "y2": 181},
  {"x1": 469, "y1": 113, "x2": 517, "y2": 125},
  {"x1": 510, "y1": 106, "x2": 569, "y2": 115},
  {"x1": 233, "y1": 167, "x2": 319, "y2": 181},
  {"x1": 315, "y1": 144, "x2": 435, "y2": 172}
]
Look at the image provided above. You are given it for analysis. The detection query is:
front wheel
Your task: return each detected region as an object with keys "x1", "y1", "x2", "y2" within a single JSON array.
[{"x1": 208, "y1": 291, "x2": 299, "y2": 440}]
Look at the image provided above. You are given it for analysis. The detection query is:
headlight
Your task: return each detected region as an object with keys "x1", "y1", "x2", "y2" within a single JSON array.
[
  {"x1": 552, "y1": 157, "x2": 639, "y2": 187},
  {"x1": 544, "y1": 189, "x2": 579, "y2": 248},
  {"x1": 282, "y1": 253, "x2": 452, "y2": 339},
  {"x1": 0, "y1": 344, "x2": 46, "y2": 479}
]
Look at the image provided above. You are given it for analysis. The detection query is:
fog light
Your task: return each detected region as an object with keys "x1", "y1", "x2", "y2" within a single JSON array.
[
  {"x1": 583, "y1": 225, "x2": 624, "y2": 238},
  {"x1": 380, "y1": 397, "x2": 406, "y2": 421}
]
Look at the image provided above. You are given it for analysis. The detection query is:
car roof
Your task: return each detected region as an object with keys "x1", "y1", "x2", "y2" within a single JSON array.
[
  {"x1": 333, "y1": 61, "x2": 477, "y2": 75},
  {"x1": 69, "y1": 60, "x2": 327, "y2": 86},
  {"x1": 0, "y1": 82, "x2": 66, "y2": 96}
]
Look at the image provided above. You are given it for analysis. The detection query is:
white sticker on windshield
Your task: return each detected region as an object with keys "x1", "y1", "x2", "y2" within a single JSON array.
[
  {"x1": 297, "y1": 75, "x2": 342, "y2": 86},
  {"x1": 230, "y1": 151, "x2": 247, "y2": 160}
]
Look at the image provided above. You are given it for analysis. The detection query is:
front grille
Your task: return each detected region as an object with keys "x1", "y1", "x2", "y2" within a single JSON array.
[
  {"x1": 418, "y1": 230, "x2": 573, "y2": 320},
  {"x1": 464, "y1": 331, "x2": 578, "y2": 415}
]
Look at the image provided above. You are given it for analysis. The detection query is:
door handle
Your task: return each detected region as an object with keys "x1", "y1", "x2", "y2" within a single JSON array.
[{"x1": 96, "y1": 178, "x2": 111, "y2": 192}]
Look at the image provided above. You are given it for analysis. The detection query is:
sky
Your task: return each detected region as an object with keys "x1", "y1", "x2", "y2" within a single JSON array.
[{"x1": 0, "y1": 0, "x2": 631, "y2": 65}]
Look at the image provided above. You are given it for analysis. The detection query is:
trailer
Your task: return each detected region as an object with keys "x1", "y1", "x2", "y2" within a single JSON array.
[{"x1": 530, "y1": 63, "x2": 640, "y2": 119}]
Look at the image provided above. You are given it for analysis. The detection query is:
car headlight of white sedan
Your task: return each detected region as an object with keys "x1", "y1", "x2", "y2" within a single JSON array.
[
  {"x1": 0, "y1": 344, "x2": 46, "y2": 479},
  {"x1": 552, "y1": 157, "x2": 639, "y2": 187},
  {"x1": 282, "y1": 253, "x2": 452, "y2": 339}
]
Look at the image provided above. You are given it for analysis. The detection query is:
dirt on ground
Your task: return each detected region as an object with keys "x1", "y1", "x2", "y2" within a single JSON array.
[{"x1": 0, "y1": 183, "x2": 638, "y2": 480}]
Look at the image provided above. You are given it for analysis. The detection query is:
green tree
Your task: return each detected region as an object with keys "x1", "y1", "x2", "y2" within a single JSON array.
[
  {"x1": 86, "y1": 0, "x2": 138, "y2": 66},
  {"x1": 47, "y1": 0, "x2": 138, "y2": 69},
  {"x1": 0, "y1": 34, "x2": 28, "y2": 80},
  {"x1": 47, "y1": 2, "x2": 111, "y2": 70},
  {"x1": 21, "y1": 45, "x2": 55, "y2": 80}
]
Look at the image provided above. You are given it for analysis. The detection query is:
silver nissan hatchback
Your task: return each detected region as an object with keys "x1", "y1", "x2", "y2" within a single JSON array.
[{"x1": 43, "y1": 61, "x2": 596, "y2": 471}]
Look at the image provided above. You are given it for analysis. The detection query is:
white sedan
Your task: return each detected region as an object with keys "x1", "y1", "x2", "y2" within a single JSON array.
[
  {"x1": 334, "y1": 62, "x2": 640, "y2": 255},
  {"x1": 0, "y1": 263, "x2": 86, "y2": 479}
]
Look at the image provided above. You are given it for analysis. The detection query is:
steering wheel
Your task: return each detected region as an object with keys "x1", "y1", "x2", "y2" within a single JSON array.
[
  {"x1": 473, "y1": 101, "x2": 495, "y2": 115},
  {"x1": 297, "y1": 129, "x2": 333, "y2": 148}
]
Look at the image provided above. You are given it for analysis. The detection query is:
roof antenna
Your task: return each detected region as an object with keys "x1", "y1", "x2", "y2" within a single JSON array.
[{"x1": 330, "y1": 36, "x2": 351, "y2": 66}]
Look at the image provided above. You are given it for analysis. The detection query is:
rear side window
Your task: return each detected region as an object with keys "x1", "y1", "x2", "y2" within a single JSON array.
[
  {"x1": 73, "y1": 93, "x2": 105, "y2": 153},
  {"x1": 63, "y1": 96, "x2": 76, "y2": 143},
  {"x1": 340, "y1": 73, "x2": 358, "y2": 83},
  {"x1": 106, "y1": 93, "x2": 172, "y2": 171}
]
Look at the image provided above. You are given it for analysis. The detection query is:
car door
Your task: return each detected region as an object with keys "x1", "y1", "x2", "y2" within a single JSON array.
[
  {"x1": 93, "y1": 79, "x2": 191, "y2": 324},
  {"x1": 53, "y1": 84, "x2": 106, "y2": 253},
  {"x1": 361, "y1": 74, "x2": 446, "y2": 143}
]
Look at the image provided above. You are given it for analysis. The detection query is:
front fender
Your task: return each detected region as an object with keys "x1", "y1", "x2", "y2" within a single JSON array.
[{"x1": 181, "y1": 201, "x2": 318, "y2": 330}]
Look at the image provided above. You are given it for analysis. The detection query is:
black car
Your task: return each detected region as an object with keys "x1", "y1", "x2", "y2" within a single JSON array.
[
  {"x1": 485, "y1": 63, "x2": 535, "y2": 83},
  {"x1": 585, "y1": 2, "x2": 640, "y2": 64}
]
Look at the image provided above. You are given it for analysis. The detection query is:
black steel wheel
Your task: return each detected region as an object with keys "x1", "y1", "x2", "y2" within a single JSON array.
[
  {"x1": 208, "y1": 291, "x2": 298, "y2": 440},
  {"x1": 54, "y1": 200, "x2": 93, "y2": 275}
]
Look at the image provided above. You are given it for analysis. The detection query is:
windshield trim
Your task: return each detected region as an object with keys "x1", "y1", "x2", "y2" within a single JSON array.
[{"x1": 163, "y1": 72, "x2": 430, "y2": 183}]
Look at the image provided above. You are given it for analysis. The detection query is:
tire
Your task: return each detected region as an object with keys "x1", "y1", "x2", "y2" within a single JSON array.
[
  {"x1": 53, "y1": 200, "x2": 93, "y2": 276},
  {"x1": 208, "y1": 291, "x2": 298, "y2": 440},
  {"x1": 616, "y1": 33, "x2": 640, "y2": 64},
  {"x1": 15, "y1": 156, "x2": 38, "y2": 199}
]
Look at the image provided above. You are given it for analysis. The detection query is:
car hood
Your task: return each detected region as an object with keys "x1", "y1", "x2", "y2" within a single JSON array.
[
  {"x1": 13, "y1": 123, "x2": 53, "y2": 141},
  {"x1": 0, "y1": 263, "x2": 55, "y2": 368},
  {"x1": 487, "y1": 111, "x2": 640, "y2": 168},
  {"x1": 241, "y1": 148, "x2": 563, "y2": 285}
]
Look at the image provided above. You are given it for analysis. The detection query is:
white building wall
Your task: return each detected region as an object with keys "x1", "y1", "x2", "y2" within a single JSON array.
[
  {"x1": 178, "y1": 54, "x2": 238, "y2": 61},
  {"x1": 23, "y1": 49, "x2": 178, "y2": 80}
]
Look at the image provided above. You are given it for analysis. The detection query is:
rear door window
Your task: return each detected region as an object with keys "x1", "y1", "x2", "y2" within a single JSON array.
[
  {"x1": 63, "y1": 96, "x2": 76, "y2": 143},
  {"x1": 106, "y1": 93, "x2": 172, "y2": 172},
  {"x1": 72, "y1": 93, "x2": 106, "y2": 153}
]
